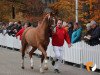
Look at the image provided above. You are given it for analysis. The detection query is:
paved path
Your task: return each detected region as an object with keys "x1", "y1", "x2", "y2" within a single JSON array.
[{"x1": 0, "y1": 47, "x2": 99, "y2": 75}]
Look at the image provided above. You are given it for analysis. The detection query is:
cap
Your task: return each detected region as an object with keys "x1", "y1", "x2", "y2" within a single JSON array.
[{"x1": 90, "y1": 20, "x2": 96, "y2": 26}]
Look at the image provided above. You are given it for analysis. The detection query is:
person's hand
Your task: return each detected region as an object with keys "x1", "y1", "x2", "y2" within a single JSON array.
[
  {"x1": 84, "y1": 36, "x2": 87, "y2": 39},
  {"x1": 84, "y1": 35, "x2": 91, "y2": 40},
  {"x1": 13, "y1": 29, "x2": 17, "y2": 33},
  {"x1": 68, "y1": 44, "x2": 71, "y2": 48},
  {"x1": 87, "y1": 35, "x2": 91, "y2": 38},
  {"x1": 53, "y1": 27, "x2": 56, "y2": 33},
  {"x1": 87, "y1": 35, "x2": 91, "y2": 40}
]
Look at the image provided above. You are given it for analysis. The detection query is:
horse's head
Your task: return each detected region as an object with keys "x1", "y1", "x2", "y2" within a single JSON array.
[
  {"x1": 42, "y1": 13, "x2": 57, "y2": 37},
  {"x1": 44, "y1": 13, "x2": 57, "y2": 28}
]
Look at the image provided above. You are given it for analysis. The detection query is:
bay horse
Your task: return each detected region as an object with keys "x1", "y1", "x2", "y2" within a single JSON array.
[{"x1": 21, "y1": 13, "x2": 56, "y2": 73}]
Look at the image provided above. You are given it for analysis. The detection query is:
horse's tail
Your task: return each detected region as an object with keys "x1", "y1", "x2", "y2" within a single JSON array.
[
  {"x1": 21, "y1": 27, "x2": 32, "y2": 54},
  {"x1": 22, "y1": 27, "x2": 30, "y2": 38},
  {"x1": 21, "y1": 27, "x2": 32, "y2": 46}
]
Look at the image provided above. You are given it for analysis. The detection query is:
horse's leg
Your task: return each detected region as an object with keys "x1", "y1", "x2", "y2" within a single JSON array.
[
  {"x1": 41, "y1": 53, "x2": 48, "y2": 70},
  {"x1": 41, "y1": 46, "x2": 48, "y2": 70},
  {"x1": 21, "y1": 46, "x2": 26, "y2": 69},
  {"x1": 21, "y1": 41, "x2": 28, "y2": 69},
  {"x1": 38, "y1": 45, "x2": 48, "y2": 73},
  {"x1": 29, "y1": 47, "x2": 36, "y2": 69}
]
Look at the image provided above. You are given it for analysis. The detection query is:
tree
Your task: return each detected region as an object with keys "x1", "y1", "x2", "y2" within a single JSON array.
[
  {"x1": 49, "y1": 0, "x2": 99, "y2": 23},
  {"x1": 49, "y1": 0, "x2": 75, "y2": 21},
  {"x1": 0, "y1": 0, "x2": 45, "y2": 22}
]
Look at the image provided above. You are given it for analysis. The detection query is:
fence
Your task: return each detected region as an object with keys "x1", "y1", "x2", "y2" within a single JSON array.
[{"x1": 0, "y1": 33, "x2": 100, "y2": 69}]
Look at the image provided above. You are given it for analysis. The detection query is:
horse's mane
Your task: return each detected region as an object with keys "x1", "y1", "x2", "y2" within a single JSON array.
[
  {"x1": 42, "y1": 14, "x2": 50, "y2": 24},
  {"x1": 37, "y1": 14, "x2": 50, "y2": 28}
]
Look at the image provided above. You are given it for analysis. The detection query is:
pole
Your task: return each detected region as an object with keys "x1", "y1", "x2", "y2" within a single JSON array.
[
  {"x1": 76, "y1": 0, "x2": 78, "y2": 22},
  {"x1": 12, "y1": 5, "x2": 15, "y2": 19}
]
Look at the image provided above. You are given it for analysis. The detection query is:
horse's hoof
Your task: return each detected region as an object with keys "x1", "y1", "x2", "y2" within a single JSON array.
[
  {"x1": 21, "y1": 66, "x2": 25, "y2": 69},
  {"x1": 31, "y1": 67, "x2": 33, "y2": 69},
  {"x1": 44, "y1": 65, "x2": 48, "y2": 70}
]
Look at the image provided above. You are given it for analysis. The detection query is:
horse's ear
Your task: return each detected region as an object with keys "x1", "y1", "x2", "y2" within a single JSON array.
[
  {"x1": 44, "y1": 13, "x2": 50, "y2": 19},
  {"x1": 48, "y1": 13, "x2": 50, "y2": 19},
  {"x1": 47, "y1": 12, "x2": 54, "y2": 19},
  {"x1": 50, "y1": 12, "x2": 55, "y2": 17}
]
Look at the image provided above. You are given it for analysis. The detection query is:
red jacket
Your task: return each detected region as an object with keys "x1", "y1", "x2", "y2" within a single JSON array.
[
  {"x1": 52, "y1": 26, "x2": 71, "y2": 46},
  {"x1": 16, "y1": 28, "x2": 25, "y2": 40}
]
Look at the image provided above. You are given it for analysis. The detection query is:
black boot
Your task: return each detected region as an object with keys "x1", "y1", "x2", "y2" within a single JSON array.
[
  {"x1": 52, "y1": 60, "x2": 55, "y2": 66},
  {"x1": 54, "y1": 69, "x2": 60, "y2": 73},
  {"x1": 51, "y1": 59, "x2": 58, "y2": 66}
]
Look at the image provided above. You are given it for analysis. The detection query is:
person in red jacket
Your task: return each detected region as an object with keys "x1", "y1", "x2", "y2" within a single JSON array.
[
  {"x1": 16, "y1": 22, "x2": 31, "y2": 54},
  {"x1": 52, "y1": 19, "x2": 71, "y2": 73},
  {"x1": 16, "y1": 22, "x2": 31, "y2": 40}
]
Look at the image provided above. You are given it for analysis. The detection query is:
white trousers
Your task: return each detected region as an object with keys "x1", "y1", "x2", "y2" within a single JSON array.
[{"x1": 53, "y1": 46, "x2": 63, "y2": 69}]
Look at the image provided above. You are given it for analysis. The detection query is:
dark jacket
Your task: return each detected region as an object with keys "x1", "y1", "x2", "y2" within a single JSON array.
[
  {"x1": 68, "y1": 27, "x2": 73, "y2": 40},
  {"x1": 15, "y1": 24, "x2": 22, "y2": 32},
  {"x1": 89, "y1": 27, "x2": 100, "y2": 46},
  {"x1": 6, "y1": 24, "x2": 16, "y2": 36}
]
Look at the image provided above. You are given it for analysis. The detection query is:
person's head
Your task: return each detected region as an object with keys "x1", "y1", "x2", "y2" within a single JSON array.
[
  {"x1": 9, "y1": 22, "x2": 14, "y2": 26},
  {"x1": 24, "y1": 22, "x2": 31, "y2": 28},
  {"x1": 90, "y1": 20, "x2": 97, "y2": 29},
  {"x1": 14, "y1": 22, "x2": 18, "y2": 25},
  {"x1": 74, "y1": 22, "x2": 80, "y2": 30},
  {"x1": 24, "y1": 23, "x2": 28, "y2": 28},
  {"x1": 68, "y1": 22, "x2": 73, "y2": 28},
  {"x1": 86, "y1": 23, "x2": 91, "y2": 31},
  {"x1": 62, "y1": 21, "x2": 68, "y2": 27},
  {"x1": 17, "y1": 21, "x2": 21, "y2": 25},
  {"x1": 57, "y1": 19, "x2": 63, "y2": 28}
]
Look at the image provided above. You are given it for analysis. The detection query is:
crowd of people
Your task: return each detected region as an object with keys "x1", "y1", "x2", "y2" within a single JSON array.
[
  {"x1": 0, "y1": 20, "x2": 100, "y2": 46},
  {"x1": 84, "y1": 20, "x2": 100, "y2": 46},
  {"x1": 0, "y1": 21, "x2": 31, "y2": 37},
  {"x1": 54, "y1": 20, "x2": 100, "y2": 46}
]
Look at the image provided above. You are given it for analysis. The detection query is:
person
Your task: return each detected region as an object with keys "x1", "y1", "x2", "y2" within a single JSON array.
[
  {"x1": 15, "y1": 21, "x2": 22, "y2": 32},
  {"x1": 84, "y1": 20, "x2": 100, "y2": 46},
  {"x1": 84, "y1": 23, "x2": 91, "y2": 37},
  {"x1": 6, "y1": 22, "x2": 15, "y2": 36},
  {"x1": 68, "y1": 22, "x2": 73, "y2": 40},
  {"x1": 71, "y1": 22, "x2": 82, "y2": 44},
  {"x1": 16, "y1": 22, "x2": 31, "y2": 40},
  {"x1": 2, "y1": 23, "x2": 7, "y2": 36},
  {"x1": 51, "y1": 19, "x2": 71, "y2": 73},
  {"x1": 62, "y1": 21, "x2": 68, "y2": 31},
  {"x1": 84, "y1": 23, "x2": 92, "y2": 44}
]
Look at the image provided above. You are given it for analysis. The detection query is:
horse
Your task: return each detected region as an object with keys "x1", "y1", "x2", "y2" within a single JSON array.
[{"x1": 21, "y1": 13, "x2": 56, "y2": 73}]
